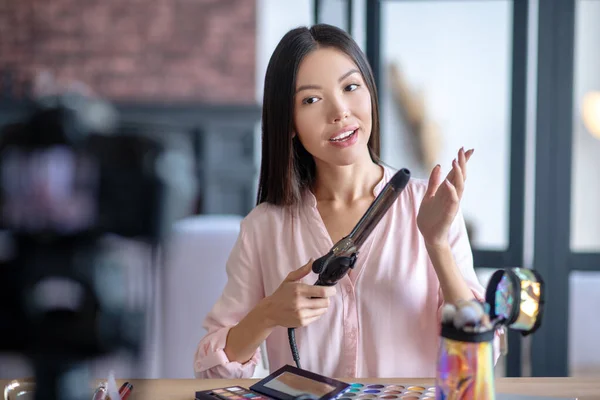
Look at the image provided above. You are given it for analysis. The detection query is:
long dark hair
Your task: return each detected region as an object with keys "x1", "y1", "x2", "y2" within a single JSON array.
[{"x1": 256, "y1": 24, "x2": 381, "y2": 207}]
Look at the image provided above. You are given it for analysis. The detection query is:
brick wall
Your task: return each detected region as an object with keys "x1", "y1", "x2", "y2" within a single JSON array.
[{"x1": 0, "y1": 0, "x2": 256, "y2": 104}]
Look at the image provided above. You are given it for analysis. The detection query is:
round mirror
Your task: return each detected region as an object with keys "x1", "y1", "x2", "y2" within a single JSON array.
[{"x1": 485, "y1": 268, "x2": 545, "y2": 335}]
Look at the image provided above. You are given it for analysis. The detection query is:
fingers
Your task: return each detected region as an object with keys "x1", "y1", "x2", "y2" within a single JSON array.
[
  {"x1": 446, "y1": 147, "x2": 474, "y2": 187},
  {"x1": 299, "y1": 309, "x2": 329, "y2": 326},
  {"x1": 300, "y1": 307, "x2": 329, "y2": 319},
  {"x1": 301, "y1": 316, "x2": 324, "y2": 326},
  {"x1": 442, "y1": 178, "x2": 459, "y2": 204},
  {"x1": 299, "y1": 283, "x2": 337, "y2": 299},
  {"x1": 285, "y1": 259, "x2": 313, "y2": 281},
  {"x1": 425, "y1": 164, "x2": 442, "y2": 198},
  {"x1": 451, "y1": 158, "x2": 465, "y2": 199},
  {"x1": 458, "y1": 147, "x2": 474, "y2": 181},
  {"x1": 299, "y1": 296, "x2": 331, "y2": 310},
  {"x1": 294, "y1": 295, "x2": 331, "y2": 327},
  {"x1": 430, "y1": 176, "x2": 459, "y2": 208},
  {"x1": 458, "y1": 148, "x2": 466, "y2": 181}
]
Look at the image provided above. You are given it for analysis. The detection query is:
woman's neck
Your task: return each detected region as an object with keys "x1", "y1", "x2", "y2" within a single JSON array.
[{"x1": 312, "y1": 158, "x2": 383, "y2": 205}]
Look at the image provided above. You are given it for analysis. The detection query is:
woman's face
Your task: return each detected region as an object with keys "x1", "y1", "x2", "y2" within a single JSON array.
[{"x1": 293, "y1": 47, "x2": 373, "y2": 168}]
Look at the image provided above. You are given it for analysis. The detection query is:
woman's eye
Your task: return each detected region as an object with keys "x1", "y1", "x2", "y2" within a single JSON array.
[
  {"x1": 302, "y1": 97, "x2": 320, "y2": 105},
  {"x1": 345, "y1": 84, "x2": 359, "y2": 92}
]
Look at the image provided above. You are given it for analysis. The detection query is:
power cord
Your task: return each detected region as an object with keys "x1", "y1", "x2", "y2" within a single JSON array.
[{"x1": 288, "y1": 328, "x2": 301, "y2": 369}]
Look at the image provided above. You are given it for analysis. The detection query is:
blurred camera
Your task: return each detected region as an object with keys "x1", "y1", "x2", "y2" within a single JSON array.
[{"x1": 0, "y1": 93, "x2": 197, "y2": 400}]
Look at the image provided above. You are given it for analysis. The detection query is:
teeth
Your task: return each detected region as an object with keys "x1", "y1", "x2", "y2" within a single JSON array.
[{"x1": 331, "y1": 130, "x2": 355, "y2": 141}]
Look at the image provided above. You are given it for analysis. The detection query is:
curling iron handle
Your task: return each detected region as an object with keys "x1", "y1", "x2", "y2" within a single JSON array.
[
  {"x1": 314, "y1": 255, "x2": 357, "y2": 287},
  {"x1": 312, "y1": 250, "x2": 333, "y2": 274}
]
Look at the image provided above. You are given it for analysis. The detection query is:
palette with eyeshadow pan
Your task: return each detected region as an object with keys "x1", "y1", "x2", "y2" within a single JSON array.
[
  {"x1": 335, "y1": 384, "x2": 578, "y2": 400},
  {"x1": 335, "y1": 383, "x2": 435, "y2": 400},
  {"x1": 195, "y1": 365, "x2": 577, "y2": 400},
  {"x1": 206, "y1": 386, "x2": 272, "y2": 400},
  {"x1": 196, "y1": 365, "x2": 350, "y2": 400}
]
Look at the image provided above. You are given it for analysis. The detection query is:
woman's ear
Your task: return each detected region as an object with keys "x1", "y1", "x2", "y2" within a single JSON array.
[{"x1": 292, "y1": 132, "x2": 297, "y2": 139}]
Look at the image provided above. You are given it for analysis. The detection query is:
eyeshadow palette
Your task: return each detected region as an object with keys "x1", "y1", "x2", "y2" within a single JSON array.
[
  {"x1": 207, "y1": 386, "x2": 272, "y2": 400},
  {"x1": 335, "y1": 383, "x2": 435, "y2": 400},
  {"x1": 195, "y1": 364, "x2": 577, "y2": 400},
  {"x1": 335, "y1": 383, "x2": 577, "y2": 400}
]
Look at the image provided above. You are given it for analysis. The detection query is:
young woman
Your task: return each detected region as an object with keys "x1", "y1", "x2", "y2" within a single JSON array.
[{"x1": 194, "y1": 24, "x2": 489, "y2": 379}]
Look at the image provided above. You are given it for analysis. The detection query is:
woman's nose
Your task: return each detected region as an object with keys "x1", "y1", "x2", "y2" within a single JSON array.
[{"x1": 329, "y1": 97, "x2": 349, "y2": 123}]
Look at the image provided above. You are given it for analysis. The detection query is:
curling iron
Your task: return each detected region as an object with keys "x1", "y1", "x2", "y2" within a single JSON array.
[{"x1": 288, "y1": 168, "x2": 411, "y2": 370}]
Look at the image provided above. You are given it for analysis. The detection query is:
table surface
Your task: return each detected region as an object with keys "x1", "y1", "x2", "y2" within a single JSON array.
[{"x1": 3, "y1": 377, "x2": 600, "y2": 400}]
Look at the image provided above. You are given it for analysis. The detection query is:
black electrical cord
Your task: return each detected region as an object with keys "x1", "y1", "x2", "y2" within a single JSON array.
[{"x1": 288, "y1": 327, "x2": 302, "y2": 369}]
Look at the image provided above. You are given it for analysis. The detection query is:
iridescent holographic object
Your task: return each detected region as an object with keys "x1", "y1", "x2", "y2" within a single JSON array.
[
  {"x1": 435, "y1": 268, "x2": 545, "y2": 399},
  {"x1": 485, "y1": 268, "x2": 545, "y2": 335},
  {"x1": 436, "y1": 325, "x2": 495, "y2": 400}
]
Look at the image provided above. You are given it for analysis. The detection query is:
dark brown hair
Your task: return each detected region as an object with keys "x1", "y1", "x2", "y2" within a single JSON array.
[{"x1": 256, "y1": 24, "x2": 381, "y2": 207}]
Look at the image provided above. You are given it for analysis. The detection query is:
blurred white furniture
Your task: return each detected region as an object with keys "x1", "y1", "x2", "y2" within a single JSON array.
[
  {"x1": 158, "y1": 214, "x2": 268, "y2": 378},
  {"x1": 159, "y1": 214, "x2": 243, "y2": 378}
]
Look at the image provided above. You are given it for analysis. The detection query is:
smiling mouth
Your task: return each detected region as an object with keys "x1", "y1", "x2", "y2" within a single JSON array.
[{"x1": 329, "y1": 129, "x2": 357, "y2": 142}]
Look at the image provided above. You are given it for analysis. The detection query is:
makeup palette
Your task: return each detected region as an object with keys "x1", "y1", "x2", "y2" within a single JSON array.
[
  {"x1": 207, "y1": 386, "x2": 272, "y2": 400},
  {"x1": 195, "y1": 365, "x2": 576, "y2": 400},
  {"x1": 335, "y1": 383, "x2": 436, "y2": 400},
  {"x1": 196, "y1": 365, "x2": 350, "y2": 400},
  {"x1": 335, "y1": 384, "x2": 577, "y2": 400}
]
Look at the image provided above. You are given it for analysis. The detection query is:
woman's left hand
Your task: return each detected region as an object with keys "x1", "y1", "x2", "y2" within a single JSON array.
[{"x1": 417, "y1": 147, "x2": 474, "y2": 247}]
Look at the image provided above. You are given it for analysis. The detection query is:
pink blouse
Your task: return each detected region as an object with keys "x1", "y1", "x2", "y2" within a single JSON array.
[{"x1": 194, "y1": 165, "x2": 494, "y2": 379}]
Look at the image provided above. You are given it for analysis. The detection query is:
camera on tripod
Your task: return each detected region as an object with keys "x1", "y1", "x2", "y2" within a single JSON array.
[{"x1": 0, "y1": 93, "x2": 197, "y2": 400}]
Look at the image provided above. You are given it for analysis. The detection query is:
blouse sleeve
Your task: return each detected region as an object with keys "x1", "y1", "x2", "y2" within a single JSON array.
[
  {"x1": 436, "y1": 207, "x2": 502, "y2": 365},
  {"x1": 193, "y1": 218, "x2": 265, "y2": 378}
]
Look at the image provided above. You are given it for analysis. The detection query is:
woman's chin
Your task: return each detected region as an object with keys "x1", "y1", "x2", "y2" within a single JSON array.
[{"x1": 326, "y1": 152, "x2": 372, "y2": 168}]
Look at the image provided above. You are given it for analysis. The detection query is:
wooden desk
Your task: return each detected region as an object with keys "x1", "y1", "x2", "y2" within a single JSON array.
[{"x1": 3, "y1": 378, "x2": 600, "y2": 400}]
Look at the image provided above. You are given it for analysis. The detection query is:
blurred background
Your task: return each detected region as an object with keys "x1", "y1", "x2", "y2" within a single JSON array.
[{"x1": 0, "y1": 0, "x2": 599, "y2": 381}]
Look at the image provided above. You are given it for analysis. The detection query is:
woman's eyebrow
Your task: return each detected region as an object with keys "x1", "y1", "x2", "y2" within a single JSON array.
[
  {"x1": 338, "y1": 68, "x2": 360, "y2": 82},
  {"x1": 295, "y1": 69, "x2": 360, "y2": 94}
]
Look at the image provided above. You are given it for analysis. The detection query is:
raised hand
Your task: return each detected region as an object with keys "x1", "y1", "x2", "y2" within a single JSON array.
[{"x1": 417, "y1": 147, "x2": 474, "y2": 247}]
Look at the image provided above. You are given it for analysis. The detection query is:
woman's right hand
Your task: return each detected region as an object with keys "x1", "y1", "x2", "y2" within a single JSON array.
[{"x1": 260, "y1": 259, "x2": 337, "y2": 328}]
